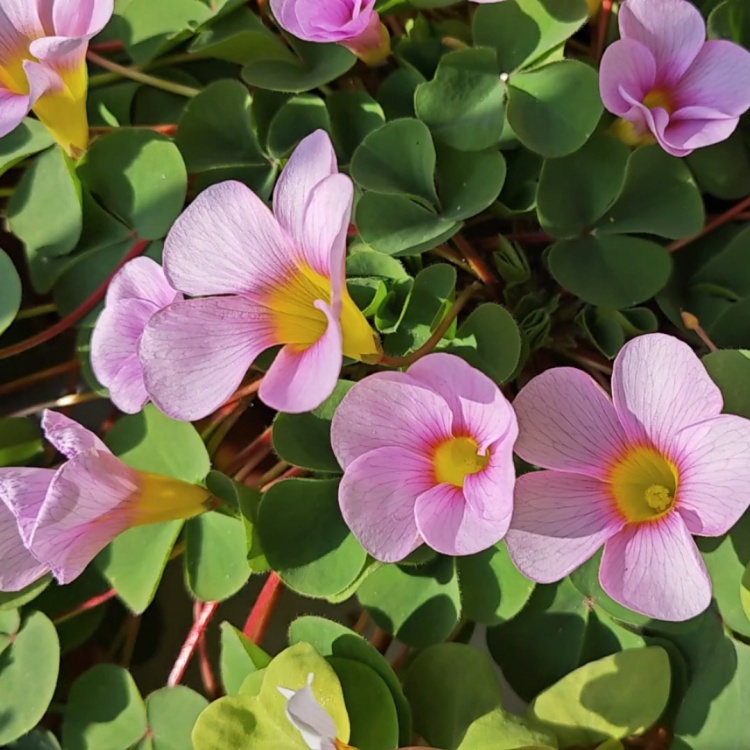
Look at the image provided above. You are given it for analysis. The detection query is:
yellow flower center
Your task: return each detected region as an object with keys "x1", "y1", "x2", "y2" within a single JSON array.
[
  {"x1": 609, "y1": 445, "x2": 678, "y2": 523},
  {"x1": 131, "y1": 472, "x2": 212, "y2": 526},
  {"x1": 643, "y1": 88, "x2": 673, "y2": 114},
  {"x1": 267, "y1": 263, "x2": 381, "y2": 363},
  {"x1": 433, "y1": 436, "x2": 489, "y2": 488}
]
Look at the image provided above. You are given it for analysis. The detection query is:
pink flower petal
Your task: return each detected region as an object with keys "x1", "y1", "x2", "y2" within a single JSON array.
[
  {"x1": 29, "y1": 36, "x2": 87, "y2": 70},
  {"x1": 105, "y1": 257, "x2": 180, "y2": 308},
  {"x1": 672, "y1": 40, "x2": 750, "y2": 117},
  {"x1": 338, "y1": 446, "x2": 431, "y2": 562},
  {"x1": 671, "y1": 415, "x2": 750, "y2": 537},
  {"x1": 0, "y1": 503, "x2": 48, "y2": 592},
  {"x1": 0, "y1": 467, "x2": 55, "y2": 544},
  {"x1": 29, "y1": 451, "x2": 138, "y2": 584},
  {"x1": 612, "y1": 333, "x2": 723, "y2": 456},
  {"x1": 462, "y1": 434, "x2": 516, "y2": 523},
  {"x1": 259, "y1": 301, "x2": 342, "y2": 414},
  {"x1": 619, "y1": 0, "x2": 705, "y2": 86},
  {"x1": 512, "y1": 368, "x2": 628, "y2": 478},
  {"x1": 407, "y1": 352, "x2": 517, "y2": 453},
  {"x1": 665, "y1": 117, "x2": 740, "y2": 156},
  {"x1": 42, "y1": 410, "x2": 108, "y2": 459},
  {"x1": 163, "y1": 180, "x2": 295, "y2": 297},
  {"x1": 505, "y1": 471, "x2": 624, "y2": 583},
  {"x1": 0, "y1": 88, "x2": 31, "y2": 138},
  {"x1": 273, "y1": 129, "x2": 337, "y2": 251},
  {"x1": 600, "y1": 38, "x2": 657, "y2": 117},
  {"x1": 51, "y1": 0, "x2": 114, "y2": 36},
  {"x1": 331, "y1": 371, "x2": 453, "y2": 470},
  {"x1": 415, "y1": 483, "x2": 509, "y2": 556},
  {"x1": 600, "y1": 512, "x2": 711, "y2": 621},
  {"x1": 140, "y1": 296, "x2": 276, "y2": 422},
  {"x1": 271, "y1": 0, "x2": 377, "y2": 42},
  {"x1": 0, "y1": 1, "x2": 44, "y2": 40},
  {"x1": 22, "y1": 60, "x2": 62, "y2": 105},
  {"x1": 618, "y1": 87, "x2": 691, "y2": 157}
]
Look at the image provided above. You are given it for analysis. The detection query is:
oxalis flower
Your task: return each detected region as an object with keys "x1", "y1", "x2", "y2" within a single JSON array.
[
  {"x1": 331, "y1": 353, "x2": 518, "y2": 562},
  {"x1": 0, "y1": 0, "x2": 114, "y2": 156},
  {"x1": 278, "y1": 673, "x2": 353, "y2": 750},
  {"x1": 0, "y1": 410, "x2": 210, "y2": 591},
  {"x1": 505, "y1": 333, "x2": 750, "y2": 622},
  {"x1": 91, "y1": 257, "x2": 182, "y2": 414},
  {"x1": 600, "y1": 0, "x2": 750, "y2": 157},
  {"x1": 269, "y1": 0, "x2": 390, "y2": 66},
  {"x1": 140, "y1": 130, "x2": 381, "y2": 419}
]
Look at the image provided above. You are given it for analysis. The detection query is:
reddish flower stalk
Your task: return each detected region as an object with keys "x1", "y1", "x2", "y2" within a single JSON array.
[
  {"x1": 242, "y1": 572, "x2": 283, "y2": 644},
  {"x1": 167, "y1": 601, "x2": 220, "y2": 687},
  {"x1": 595, "y1": 0, "x2": 614, "y2": 61},
  {"x1": 194, "y1": 601, "x2": 219, "y2": 698},
  {"x1": 52, "y1": 588, "x2": 118, "y2": 625},
  {"x1": 0, "y1": 238, "x2": 150, "y2": 360},
  {"x1": 229, "y1": 426, "x2": 274, "y2": 480},
  {"x1": 669, "y1": 193, "x2": 750, "y2": 253},
  {"x1": 453, "y1": 234, "x2": 497, "y2": 288}
]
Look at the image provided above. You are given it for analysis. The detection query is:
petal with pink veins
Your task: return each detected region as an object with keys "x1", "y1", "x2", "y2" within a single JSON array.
[
  {"x1": 0, "y1": 502, "x2": 48, "y2": 592},
  {"x1": 42, "y1": 410, "x2": 108, "y2": 459},
  {"x1": 0, "y1": 88, "x2": 30, "y2": 138},
  {"x1": 505, "y1": 470, "x2": 624, "y2": 583},
  {"x1": 338, "y1": 446, "x2": 431, "y2": 563},
  {"x1": 51, "y1": 0, "x2": 114, "y2": 37},
  {"x1": 599, "y1": 39, "x2": 657, "y2": 117},
  {"x1": 105, "y1": 257, "x2": 179, "y2": 308},
  {"x1": 0, "y1": 467, "x2": 55, "y2": 543},
  {"x1": 462, "y1": 433, "x2": 517, "y2": 522},
  {"x1": 600, "y1": 511, "x2": 711, "y2": 621}
]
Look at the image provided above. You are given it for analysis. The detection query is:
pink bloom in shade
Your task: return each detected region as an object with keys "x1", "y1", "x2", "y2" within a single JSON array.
[
  {"x1": 505, "y1": 333, "x2": 750, "y2": 622},
  {"x1": 331, "y1": 353, "x2": 518, "y2": 562},
  {"x1": 599, "y1": 0, "x2": 750, "y2": 157},
  {"x1": 0, "y1": 411, "x2": 210, "y2": 590},
  {"x1": 91, "y1": 258, "x2": 182, "y2": 415},
  {"x1": 0, "y1": 0, "x2": 114, "y2": 155},
  {"x1": 140, "y1": 130, "x2": 381, "y2": 420}
]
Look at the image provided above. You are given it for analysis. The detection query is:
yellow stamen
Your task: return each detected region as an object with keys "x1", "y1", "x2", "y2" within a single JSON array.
[
  {"x1": 608, "y1": 117, "x2": 657, "y2": 148},
  {"x1": 267, "y1": 263, "x2": 381, "y2": 364},
  {"x1": 610, "y1": 446, "x2": 678, "y2": 523},
  {"x1": 643, "y1": 88, "x2": 673, "y2": 114},
  {"x1": 433, "y1": 436, "x2": 489, "y2": 488},
  {"x1": 131, "y1": 472, "x2": 212, "y2": 527}
]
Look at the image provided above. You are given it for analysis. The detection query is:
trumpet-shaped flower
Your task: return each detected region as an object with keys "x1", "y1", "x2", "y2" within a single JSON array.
[
  {"x1": 0, "y1": 0, "x2": 114, "y2": 155},
  {"x1": 278, "y1": 673, "x2": 351, "y2": 750},
  {"x1": 140, "y1": 130, "x2": 381, "y2": 419},
  {"x1": 91, "y1": 257, "x2": 181, "y2": 414},
  {"x1": 270, "y1": 0, "x2": 390, "y2": 65},
  {"x1": 600, "y1": 0, "x2": 750, "y2": 157},
  {"x1": 505, "y1": 333, "x2": 750, "y2": 621},
  {"x1": 331, "y1": 353, "x2": 518, "y2": 562},
  {"x1": 0, "y1": 410, "x2": 210, "y2": 590}
]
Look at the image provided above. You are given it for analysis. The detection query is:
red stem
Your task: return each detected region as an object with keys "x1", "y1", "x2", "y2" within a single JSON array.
[
  {"x1": 668, "y1": 193, "x2": 750, "y2": 253},
  {"x1": 0, "y1": 238, "x2": 150, "y2": 360},
  {"x1": 53, "y1": 589, "x2": 117, "y2": 625},
  {"x1": 242, "y1": 573, "x2": 283, "y2": 644},
  {"x1": 168, "y1": 601, "x2": 220, "y2": 687},
  {"x1": 194, "y1": 601, "x2": 219, "y2": 698},
  {"x1": 596, "y1": 0, "x2": 613, "y2": 61}
]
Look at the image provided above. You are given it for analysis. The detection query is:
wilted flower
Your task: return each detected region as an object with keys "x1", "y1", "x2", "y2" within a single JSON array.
[
  {"x1": 0, "y1": 411, "x2": 210, "y2": 590},
  {"x1": 600, "y1": 0, "x2": 750, "y2": 157},
  {"x1": 91, "y1": 258, "x2": 181, "y2": 415},
  {"x1": 0, "y1": 0, "x2": 114, "y2": 155},
  {"x1": 505, "y1": 333, "x2": 750, "y2": 621},
  {"x1": 278, "y1": 673, "x2": 352, "y2": 750},
  {"x1": 140, "y1": 130, "x2": 381, "y2": 419},
  {"x1": 269, "y1": 0, "x2": 390, "y2": 66},
  {"x1": 331, "y1": 353, "x2": 518, "y2": 562}
]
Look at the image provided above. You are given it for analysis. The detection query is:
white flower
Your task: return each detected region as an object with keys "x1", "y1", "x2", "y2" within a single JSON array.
[{"x1": 278, "y1": 673, "x2": 343, "y2": 750}]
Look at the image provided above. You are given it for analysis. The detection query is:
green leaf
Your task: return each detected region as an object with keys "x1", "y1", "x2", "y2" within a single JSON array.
[
  {"x1": 346, "y1": 248, "x2": 409, "y2": 282},
  {"x1": 0, "y1": 612, "x2": 59, "y2": 745},
  {"x1": 577, "y1": 306, "x2": 626, "y2": 360},
  {"x1": 457, "y1": 542, "x2": 535, "y2": 625},
  {"x1": 7, "y1": 729, "x2": 62, "y2": 749},
  {"x1": 537, "y1": 133, "x2": 630, "y2": 238},
  {"x1": 528, "y1": 647, "x2": 671, "y2": 746},
  {"x1": 548, "y1": 235, "x2": 673, "y2": 309},
  {"x1": 0, "y1": 609, "x2": 19, "y2": 659},
  {"x1": 266, "y1": 94, "x2": 330, "y2": 159},
  {"x1": 63, "y1": 665, "x2": 147, "y2": 750},
  {"x1": 473, "y1": 0, "x2": 588, "y2": 72},
  {"x1": 404, "y1": 643, "x2": 504, "y2": 749},
  {"x1": 105, "y1": 404, "x2": 210, "y2": 482},
  {"x1": 185, "y1": 511, "x2": 250, "y2": 601},
  {"x1": 140, "y1": 687, "x2": 208, "y2": 750},
  {"x1": 507, "y1": 60, "x2": 603, "y2": 158},
  {"x1": 8, "y1": 147, "x2": 82, "y2": 258},
  {"x1": 457, "y1": 710, "x2": 557, "y2": 750},
  {"x1": 220, "y1": 622, "x2": 272, "y2": 696},
  {"x1": 258, "y1": 478, "x2": 367, "y2": 598},
  {"x1": 288, "y1": 616, "x2": 412, "y2": 745},
  {"x1": 377, "y1": 68, "x2": 424, "y2": 121},
  {"x1": 327, "y1": 92, "x2": 386, "y2": 165},
  {"x1": 273, "y1": 380, "x2": 353, "y2": 472},
  {"x1": 704, "y1": 350, "x2": 750, "y2": 419},
  {"x1": 594, "y1": 145, "x2": 705, "y2": 239},
  {"x1": 78, "y1": 130, "x2": 188, "y2": 240},
  {"x1": 351, "y1": 118, "x2": 439, "y2": 206},
  {"x1": 0, "y1": 250, "x2": 20, "y2": 336},
  {"x1": 357, "y1": 556, "x2": 461, "y2": 648},
  {"x1": 0, "y1": 418, "x2": 41, "y2": 466},
  {"x1": 443, "y1": 303, "x2": 522, "y2": 383},
  {"x1": 0, "y1": 576, "x2": 51, "y2": 612},
  {"x1": 415, "y1": 48, "x2": 506, "y2": 151},
  {"x1": 687, "y1": 128, "x2": 750, "y2": 200},
  {"x1": 0, "y1": 119, "x2": 54, "y2": 176}
]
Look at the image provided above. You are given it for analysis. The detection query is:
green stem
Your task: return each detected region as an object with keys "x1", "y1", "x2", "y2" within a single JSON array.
[
  {"x1": 15, "y1": 302, "x2": 57, "y2": 320},
  {"x1": 86, "y1": 50, "x2": 201, "y2": 97}
]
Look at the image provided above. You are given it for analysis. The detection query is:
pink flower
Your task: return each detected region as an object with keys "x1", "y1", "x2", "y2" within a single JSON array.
[
  {"x1": 0, "y1": 0, "x2": 114, "y2": 155},
  {"x1": 91, "y1": 258, "x2": 181, "y2": 415},
  {"x1": 269, "y1": 0, "x2": 390, "y2": 65},
  {"x1": 0, "y1": 411, "x2": 210, "y2": 590},
  {"x1": 140, "y1": 130, "x2": 381, "y2": 420},
  {"x1": 331, "y1": 353, "x2": 518, "y2": 562},
  {"x1": 505, "y1": 333, "x2": 750, "y2": 621},
  {"x1": 600, "y1": 0, "x2": 750, "y2": 157}
]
